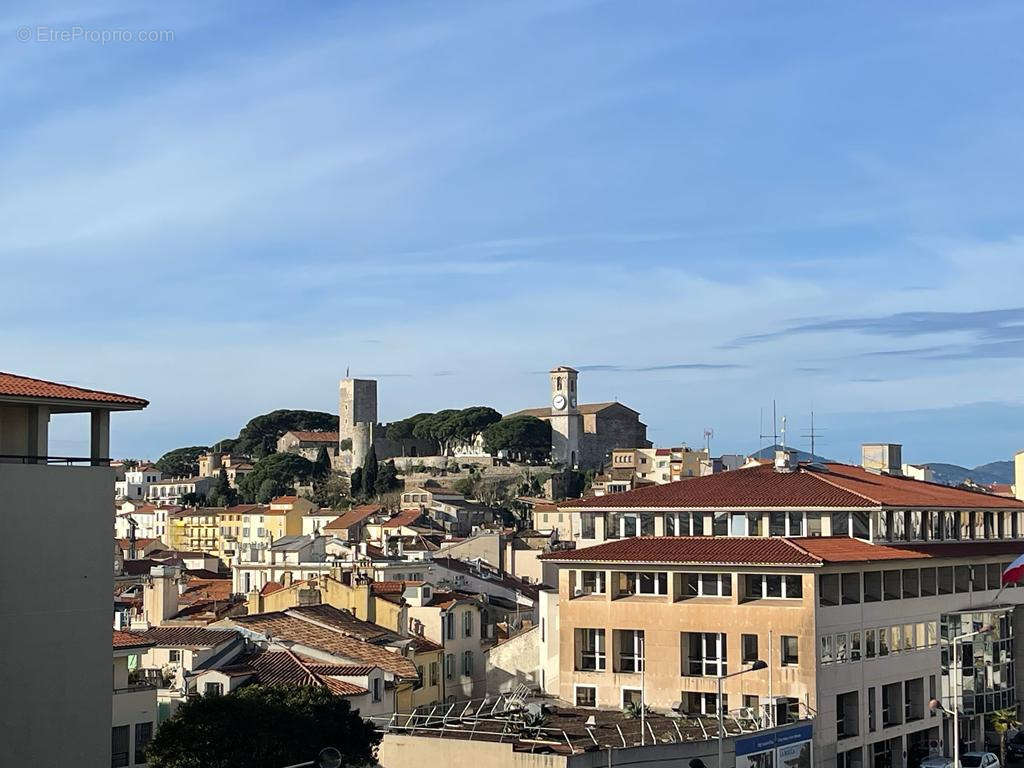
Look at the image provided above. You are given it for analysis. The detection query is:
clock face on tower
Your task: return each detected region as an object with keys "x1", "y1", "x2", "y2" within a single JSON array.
[{"x1": 552, "y1": 394, "x2": 567, "y2": 410}]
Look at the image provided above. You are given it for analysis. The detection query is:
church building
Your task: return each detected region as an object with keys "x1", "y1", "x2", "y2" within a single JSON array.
[{"x1": 510, "y1": 366, "x2": 651, "y2": 470}]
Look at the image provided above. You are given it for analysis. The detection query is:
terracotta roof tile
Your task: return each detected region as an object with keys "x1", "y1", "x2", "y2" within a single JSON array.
[
  {"x1": 136, "y1": 626, "x2": 238, "y2": 647},
  {"x1": 113, "y1": 630, "x2": 154, "y2": 650},
  {"x1": 219, "y1": 649, "x2": 369, "y2": 696},
  {"x1": 325, "y1": 504, "x2": 381, "y2": 530},
  {"x1": 560, "y1": 462, "x2": 1024, "y2": 510},
  {"x1": 0, "y1": 372, "x2": 147, "y2": 408},
  {"x1": 539, "y1": 536, "x2": 818, "y2": 566},
  {"x1": 383, "y1": 509, "x2": 423, "y2": 528}
]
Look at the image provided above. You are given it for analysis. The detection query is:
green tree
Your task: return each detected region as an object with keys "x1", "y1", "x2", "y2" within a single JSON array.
[
  {"x1": 146, "y1": 683, "x2": 380, "y2": 768},
  {"x1": 238, "y1": 453, "x2": 316, "y2": 503},
  {"x1": 349, "y1": 467, "x2": 364, "y2": 499},
  {"x1": 481, "y1": 416, "x2": 551, "y2": 461},
  {"x1": 235, "y1": 409, "x2": 338, "y2": 459},
  {"x1": 314, "y1": 446, "x2": 332, "y2": 480},
  {"x1": 208, "y1": 468, "x2": 239, "y2": 508},
  {"x1": 155, "y1": 446, "x2": 209, "y2": 478},
  {"x1": 374, "y1": 459, "x2": 400, "y2": 495},
  {"x1": 992, "y1": 707, "x2": 1021, "y2": 768},
  {"x1": 362, "y1": 447, "x2": 379, "y2": 498},
  {"x1": 385, "y1": 412, "x2": 434, "y2": 441},
  {"x1": 313, "y1": 475, "x2": 351, "y2": 510}
]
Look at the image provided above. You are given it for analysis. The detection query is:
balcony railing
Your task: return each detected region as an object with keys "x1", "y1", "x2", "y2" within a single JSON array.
[
  {"x1": 114, "y1": 682, "x2": 157, "y2": 694},
  {"x1": 0, "y1": 454, "x2": 111, "y2": 467}
]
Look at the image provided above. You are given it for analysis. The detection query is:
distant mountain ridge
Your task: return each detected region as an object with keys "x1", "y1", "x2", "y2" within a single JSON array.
[
  {"x1": 918, "y1": 460, "x2": 1013, "y2": 487},
  {"x1": 748, "y1": 446, "x2": 1013, "y2": 488}
]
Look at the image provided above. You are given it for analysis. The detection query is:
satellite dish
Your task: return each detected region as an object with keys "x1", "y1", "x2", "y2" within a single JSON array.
[{"x1": 318, "y1": 747, "x2": 343, "y2": 768}]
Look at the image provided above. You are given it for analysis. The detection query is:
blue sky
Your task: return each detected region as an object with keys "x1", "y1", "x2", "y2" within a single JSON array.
[{"x1": 3, "y1": 2, "x2": 1024, "y2": 466}]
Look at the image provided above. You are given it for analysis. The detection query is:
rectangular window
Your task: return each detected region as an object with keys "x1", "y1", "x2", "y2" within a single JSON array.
[
  {"x1": 168, "y1": 649, "x2": 181, "y2": 663},
  {"x1": 445, "y1": 653, "x2": 454, "y2": 680},
  {"x1": 429, "y1": 662, "x2": 438, "y2": 686},
  {"x1": 836, "y1": 632, "x2": 848, "y2": 664},
  {"x1": 742, "y1": 634, "x2": 759, "y2": 664},
  {"x1": 617, "y1": 571, "x2": 668, "y2": 596},
  {"x1": 204, "y1": 682, "x2": 223, "y2": 696},
  {"x1": 462, "y1": 651, "x2": 473, "y2": 676},
  {"x1": 836, "y1": 690, "x2": 859, "y2": 739},
  {"x1": 684, "y1": 631, "x2": 727, "y2": 677},
  {"x1": 112, "y1": 725, "x2": 130, "y2": 768},
  {"x1": 883, "y1": 570, "x2": 901, "y2": 600},
  {"x1": 788, "y1": 510, "x2": 804, "y2": 536},
  {"x1": 881, "y1": 682, "x2": 902, "y2": 727},
  {"x1": 987, "y1": 562, "x2": 1001, "y2": 590},
  {"x1": 877, "y1": 627, "x2": 889, "y2": 657},
  {"x1": 865, "y1": 628, "x2": 876, "y2": 658},
  {"x1": 902, "y1": 568, "x2": 919, "y2": 598},
  {"x1": 954, "y1": 565, "x2": 971, "y2": 593},
  {"x1": 581, "y1": 570, "x2": 606, "y2": 595},
  {"x1": 819, "y1": 574, "x2": 840, "y2": 606},
  {"x1": 373, "y1": 676, "x2": 382, "y2": 702},
  {"x1": 577, "y1": 629, "x2": 606, "y2": 671},
  {"x1": 781, "y1": 635, "x2": 799, "y2": 666},
  {"x1": 769, "y1": 511, "x2": 787, "y2": 536},
  {"x1": 615, "y1": 630, "x2": 645, "y2": 673},
  {"x1": 904, "y1": 678, "x2": 923, "y2": 721},
  {"x1": 747, "y1": 573, "x2": 802, "y2": 600},
  {"x1": 938, "y1": 566, "x2": 954, "y2": 595},
  {"x1": 446, "y1": 614, "x2": 455, "y2": 640},
  {"x1": 820, "y1": 635, "x2": 833, "y2": 665},
  {"x1": 581, "y1": 514, "x2": 595, "y2": 539},
  {"x1": 920, "y1": 567, "x2": 937, "y2": 597},
  {"x1": 575, "y1": 686, "x2": 597, "y2": 707},
  {"x1": 841, "y1": 573, "x2": 861, "y2": 604},
  {"x1": 868, "y1": 686, "x2": 876, "y2": 732},
  {"x1": 850, "y1": 631, "x2": 861, "y2": 662},
  {"x1": 463, "y1": 610, "x2": 473, "y2": 638},
  {"x1": 683, "y1": 572, "x2": 732, "y2": 598},
  {"x1": 863, "y1": 571, "x2": 881, "y2": 602}
]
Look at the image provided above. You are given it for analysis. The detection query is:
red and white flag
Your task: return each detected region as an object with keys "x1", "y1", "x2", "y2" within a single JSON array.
[{"x1": 1002, "y1": 553, "x2": 1024, "y2": 586}]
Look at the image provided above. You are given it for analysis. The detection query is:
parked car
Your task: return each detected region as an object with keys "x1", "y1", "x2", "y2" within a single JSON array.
[
  {"x1": 959, "y1": 752, "x2": 1000, "y2": 768},
  {"x1": 1005, "y1": 733, "x2": 1024, "y2": 762}
]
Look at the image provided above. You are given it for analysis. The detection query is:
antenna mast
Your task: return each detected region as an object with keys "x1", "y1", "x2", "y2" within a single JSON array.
[
  {"x1": 759, "y1": 399, "x2": 779, "y2": 450},
  {"x1": 801, "y1": 411, "x2": 823, "y2": 460},
  {"x1": 704, "y1": 428, "x2": 713, "y2": 456}
]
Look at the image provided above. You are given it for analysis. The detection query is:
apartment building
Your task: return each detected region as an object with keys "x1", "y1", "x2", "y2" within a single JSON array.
[
  {"x1": 0, "y1": 372, "x2": 147, "y2": 767},
  {"x1": 541, "y1": 535, "x2": 1024, "y2": 768},
  {"x1": 148, "y1": 475, "x2": 215, "y2": 505},
  {"x1": 113, "y1": 631, "x2": 157, "y2": 767},
  {"x1": 219, "y1": 501, "x2": 304, "y2": 559},
  {"x1": 557, "y1": 449, "x2": 1024, "y2": 548},
  {"x1": 168, "y1": 507, "x2": 221, "y2": 553},
  {"x1": 115, "y1": 500, "x2": 177, "y2": 541},
  {"x1": 115, "y1": 463, "x2": 162, "y2": 500}
]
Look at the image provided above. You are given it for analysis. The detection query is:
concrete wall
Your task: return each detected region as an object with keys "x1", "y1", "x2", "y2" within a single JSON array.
[
  {"x1": 438, "y1": 533, "x2": 505, "y2": 570},
  {"x1": 378, "y1": 733, "x2": 568, "y2": 768},
  {"x1": 553, "y1": 566, "x2": 816, "y2": 712},
  {"x1": 486, "y1": 625, "x2": 540, "y2": 692},
  {"x1": 1, "y1": 463, "x2": 114, "y2": 768}
]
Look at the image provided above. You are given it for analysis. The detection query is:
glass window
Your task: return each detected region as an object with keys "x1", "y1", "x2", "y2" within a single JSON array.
[
  {"x1": 785, "y1": 575, "x2": 802, "y2": 598},
  {"x1": 820, "y1": 574, "x2": 840, "y2": 606},
  {"x1": 112, "y1": 725, "x2": 130, "y2": 768},
  {"x1": 581, "y1": 570, "x2": 606, "y2": 595},
  {"x1": 902, "y1": 569, "x2": 920, "y2": 599},
  {"x1": 742, "y1": 634, "x2": 759, "y2": 663},
  {"x1": 841, "y1": 573, "x2": 860, "y2": 604},
  {"x1": 782, "y1": 636, "x2": 799, "y2": 666},
  {"x1": 883, "y1": 570, "x2": 901, "y2": 600},
  {"x1": 938, "y1": 566, "x2": 954, "y2": 595},
  {"x1": 769, "y1": 511, "x2": 787, "y2": 536},
  {"x1": 575, "y1": 686, "x2": 597, "y2": 708},
  {"x1": 836, "y1": 632, "x2": 848, "y2": 663},
  {"x1": 920, "y1": 567, "x2": 937, "y2": 597},
  {"x1": 864, "y1": 571, "x2": 881, "y2": 602},
  {"x1": 865, "y1": 628, "x2": 876, "y2": 658},
  {"x1": 577, "y1": 629, "x2": 606, "y2": 671},
  {"x1": 851, "y1": 631, "x2": 862, "y2": 662},
  {"x1": 788, "y1": 510, "x2": 804, "y2": 536},
  {"x1": 877, "y1": 627, "x2": 889, "y2": 657}
]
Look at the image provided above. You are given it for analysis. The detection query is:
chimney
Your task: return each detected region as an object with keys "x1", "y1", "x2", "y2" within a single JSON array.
[
  {"x1": 282, "y1": 572, "x2": 293, "y2": 588},
  {"x1": 774, "y1": 449, "x2": 796, "y2": 473},
  {"x1": 397, "y1": 537, "x2": 405, "y2": 557},
  {"x1": 861, "y1": 444, "x2": 902, "y2": 475},
  {"x1": 144, "y1": 565, "x2": 180, "y2": 626}
]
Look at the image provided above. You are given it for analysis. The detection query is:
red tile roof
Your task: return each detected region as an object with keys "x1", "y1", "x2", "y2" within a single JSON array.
[
  {"x1": 541, "y1": 535, "x2": 1024, "y2": 566},
  {"x1": 383, "y1": 509, "x2": 423, "y2": 528},
  {"x1": 260, "y1": 581, "x2": 285, "y2": 596},
  {"x1": 325, "y1": 504, "x2": 381, "y2": 530},
  {"x1": 0, "y1": 372, "x2": 147, "y2": 408},
  {"x1": 219, "y1": 649, "x2": 369, "y2": 696},
  {"x1": 271, "y1": 496, "x2": 299, "y2": 504},
  {"x1": 135, "y1": 626, "x2": 238, "y2": 647},
  {"x1": 540, "y1": 536, "x2": 819, "y2": 566},
  {"x1": 113, "y1": 630, "x2": 154, "y2": 650},
  {"x1": 560, "y1": 462, "x2": 1024, "y2": 510}
]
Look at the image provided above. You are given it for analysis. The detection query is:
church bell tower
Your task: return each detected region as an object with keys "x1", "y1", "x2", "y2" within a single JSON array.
[{"x1": 549, "y1": 366, "x2": 580, "y2": 468}]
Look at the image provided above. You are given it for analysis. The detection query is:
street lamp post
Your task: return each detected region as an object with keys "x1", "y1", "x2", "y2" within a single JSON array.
[
  {"x1": 930, "y1": 624, "x2": 993, "y2": 768},
  {"x1": 717, "y1": 660, "x2": 767, "y2": 768}
]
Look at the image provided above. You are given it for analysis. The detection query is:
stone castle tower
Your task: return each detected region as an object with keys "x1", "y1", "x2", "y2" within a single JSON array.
[
  {"x1": 549, "y1": 366, "x2": 580, "y2": 468},
  {"x1": 339, "y1": 378, "x2": 377, "y2": 469}
]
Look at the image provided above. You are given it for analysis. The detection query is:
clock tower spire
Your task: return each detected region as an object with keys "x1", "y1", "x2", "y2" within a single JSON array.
[{"x1": 549, "y1": 365, "x2": 580, "y2": 468}]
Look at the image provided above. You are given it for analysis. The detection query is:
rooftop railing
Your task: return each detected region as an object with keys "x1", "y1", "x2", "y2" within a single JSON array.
[{"x1": 0, "y1": 454, "x2": 111, "y2": 466}]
